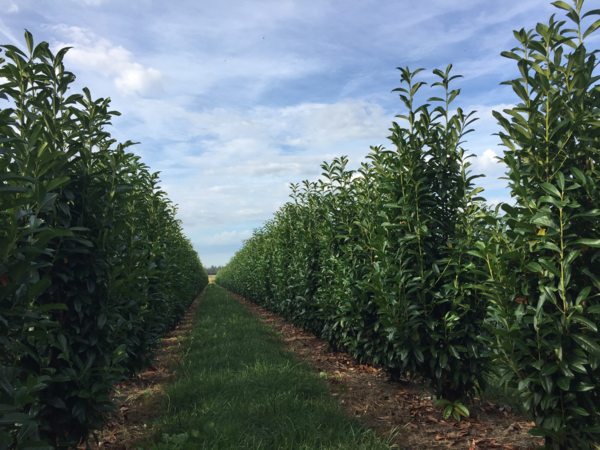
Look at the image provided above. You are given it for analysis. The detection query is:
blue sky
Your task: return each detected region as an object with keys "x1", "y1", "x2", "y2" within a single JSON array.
[{"x1": 2, "y1": 0, "x2": 595, "y2": 266}]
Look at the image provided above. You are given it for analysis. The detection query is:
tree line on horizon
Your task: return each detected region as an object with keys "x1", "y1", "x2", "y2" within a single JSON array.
[{"x1": 205, "y1": 265, "x2": 225, "y2": 275}]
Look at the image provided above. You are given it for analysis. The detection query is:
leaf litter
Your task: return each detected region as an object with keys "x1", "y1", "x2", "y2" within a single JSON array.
[{"x1": 87, "y1": 290, "x2": 205, "y2": 450}]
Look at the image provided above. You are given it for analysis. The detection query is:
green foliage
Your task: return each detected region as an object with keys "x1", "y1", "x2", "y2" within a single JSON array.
[
  {"x1": 217, "y1": 65, "x2": 490, "y2": 404},
  {"x1": 218, "y1": 1, "x2": 600, "y2": 448},
  {"x1": 434, "y1": 398, "x2": 470, "y2": 422},
  {"x1": 370, "y1": 65, "x2": 489, "y2": 403},
  {"x1": 481, "y1": 1, "x2": 600, "y2": 448},
  {"x1": 0, "y1": 33, "x2": 208, "y2": 448}
]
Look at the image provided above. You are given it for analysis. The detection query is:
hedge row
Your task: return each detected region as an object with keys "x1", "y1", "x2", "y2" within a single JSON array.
[
  {"x1": 217, "y1": 2, "x2": 600, "y2": 448},
  {"x1": 0, "y1": 34, "x2": 208, "y2": 448}
]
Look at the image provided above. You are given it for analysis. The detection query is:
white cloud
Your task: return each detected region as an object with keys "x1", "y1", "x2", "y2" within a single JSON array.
[
  {"x1": 469, "y1": 147, "x2": 510, "y2": 196},
  {"x1": 125, "y1": 98, "x2": 390, "y2": 153},
  {"x1": 50, "y1": 25, "x2": 163, "y2": 96},
  {"x1": 226, "y1": 159, "x2": 319, "y2": 178},
  {"x1": 69, "y1": 0, "x2": 107, "y2": 5},
  {"x1": 114, "y1": 64, "x2": 162, "y2": 95},
  {"x1": 464, "y1": 103, "x2": 514, "y2": 124},
  {"x1": 208, "y1": 185, "x2": 239, "y2": 192},
  {"x1": 487, "y1": 198, "x2": 507, "y2": 207},
  {"x1": 235, "y1": 209, "x2": 263, "y2": 217},
  {"x1": 477, "y1": 149, "x2": 501, "y2": 170},
  {"x1": 199, "y1": 230, "x2": 252, "y2": 246}
]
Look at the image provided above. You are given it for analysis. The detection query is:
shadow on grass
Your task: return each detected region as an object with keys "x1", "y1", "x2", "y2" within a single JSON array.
[{"x1": 146, "y1": 284, "x2": 395, "y2": 450}]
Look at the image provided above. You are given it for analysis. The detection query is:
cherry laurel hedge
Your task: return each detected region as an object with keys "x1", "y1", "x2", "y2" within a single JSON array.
[
  {"x1": 217, "y1": 2, "x2": 600, "y2": 449},
  {"x1": 0, "y1": 35, "x2": 208, "y2": 448}
]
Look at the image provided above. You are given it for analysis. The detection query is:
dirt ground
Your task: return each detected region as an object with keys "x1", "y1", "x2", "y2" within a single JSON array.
[
  {"x1": 85, "y1": 291, "x2": 204, "y2": 450},
  {"x1": 228, "y1": 291, "x2": 541, "y2": 450},
  {"x1": 87, "y1": 286, "x2": 541, "y2": 450}
]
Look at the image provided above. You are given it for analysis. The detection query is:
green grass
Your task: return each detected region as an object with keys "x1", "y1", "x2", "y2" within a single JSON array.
[{"x1": 146, "y1": 284, "x2": 394, "y2": 450}]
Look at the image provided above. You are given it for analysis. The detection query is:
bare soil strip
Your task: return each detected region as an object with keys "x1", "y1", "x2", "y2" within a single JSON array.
[
  {"x1": 88, "y1": 290, "x2": 205, "y2": 450},
  {"x1": 226, "y1": 290, "x2": 541, "y2": 450}
]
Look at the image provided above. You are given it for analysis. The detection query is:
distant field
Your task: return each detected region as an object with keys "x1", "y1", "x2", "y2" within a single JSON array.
[{"x1": 208, "y1": 275, "x2": 216, "y2": 283}]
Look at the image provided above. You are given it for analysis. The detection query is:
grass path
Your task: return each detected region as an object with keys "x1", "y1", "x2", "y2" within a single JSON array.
[{"x1": 148, "y1": 284, "x2": 393, "y2": 450}]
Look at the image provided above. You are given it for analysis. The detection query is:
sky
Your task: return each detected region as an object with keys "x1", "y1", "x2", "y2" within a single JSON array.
[{"x1": 1, "y1": 0, "x2": 597, "y2": 267}]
